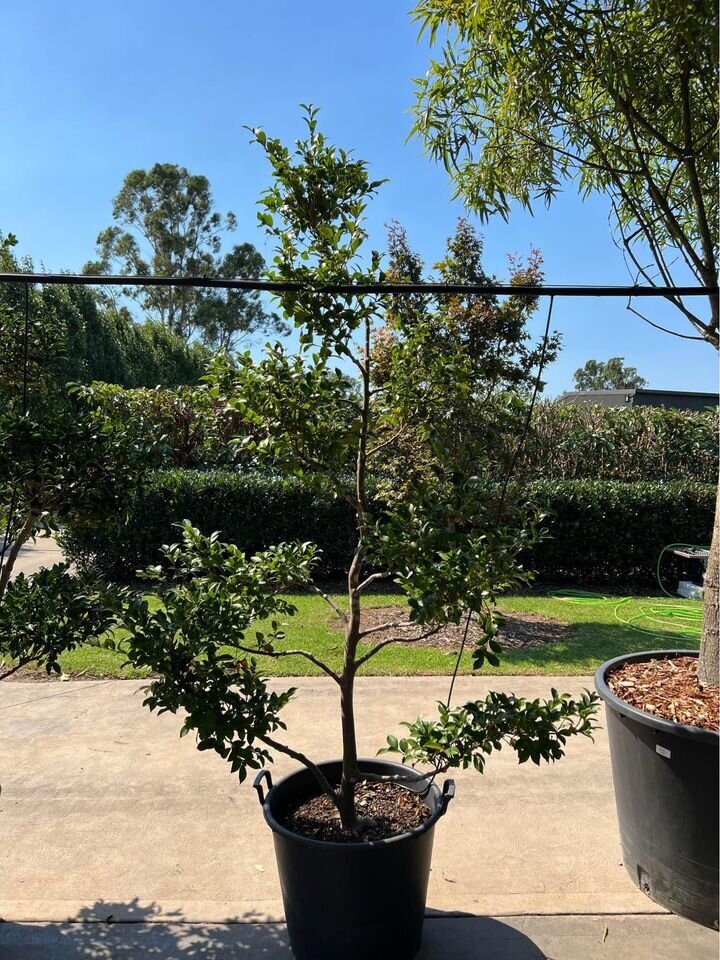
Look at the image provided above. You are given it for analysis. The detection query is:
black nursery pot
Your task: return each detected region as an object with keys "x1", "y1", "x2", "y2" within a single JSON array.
[
  {"x1": 595, "y1": 650, "x2": 719, "y2": 930},
  {"x1": 253, "y1": 759, "x2": 455, "y2": 960}
]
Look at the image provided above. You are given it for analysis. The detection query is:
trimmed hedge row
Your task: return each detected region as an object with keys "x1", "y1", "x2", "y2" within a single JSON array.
[
  {"x1": 61, "y1": 470, "x2": 359, "y2": 581},
  {"x1": 524, "y1": 479, "x2": 714, "y2": 584},
  {"x1": 60, "y1": 470, "x2": 716, "y2": 585}
]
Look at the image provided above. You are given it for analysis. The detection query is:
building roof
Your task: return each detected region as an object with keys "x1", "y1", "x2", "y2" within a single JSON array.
[{"x1": 558, "y1": 388, "x2": 719, "y2": 411}]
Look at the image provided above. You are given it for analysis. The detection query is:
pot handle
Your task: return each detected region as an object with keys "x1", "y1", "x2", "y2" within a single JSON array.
[
  {"x1": 253, "y1": 769, "x2": 273, "y2": 806},
  {"x1": 439, "y1": 779, "x2": 455, "y2": 816}
]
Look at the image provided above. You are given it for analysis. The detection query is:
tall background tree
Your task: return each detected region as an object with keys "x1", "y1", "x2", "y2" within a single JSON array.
[
  {"x1": 85, "y1": 163, "x2": 285, "y2": 348},
  {"x1": 411, "y1": 0, "x2": 719, "y2": 683},
  {"x1": 573, "y1": 357, "x2": 647, "y2": 390}
]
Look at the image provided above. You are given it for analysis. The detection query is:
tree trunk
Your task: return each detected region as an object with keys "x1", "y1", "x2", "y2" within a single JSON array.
[
  {"x1": 698, "y1": 483, "x2": 719, "y2": 687},
  {"x1": 0, "y1": 509, "x2": 40, "y2": 603},
  {"x1": 338, "y1": 667, "x2": 359, "y2": 831},
  {"x1": 335, "y1": 318, "x2": 373, "y2": 832},
  {"x1": 337, "y1": 542, "x2": 365, "y2": 832}
]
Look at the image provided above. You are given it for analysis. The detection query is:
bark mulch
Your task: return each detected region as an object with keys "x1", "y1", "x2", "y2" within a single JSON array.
[
  {"x1": 280, "y1": 780, "x2": 431, "y2": 843},
  {"x1": 608, "y1": 655, "x2": 719, "y2": 731},
  {"x1": 345, "y1": 605, "x2": 574, "y2": 652}
]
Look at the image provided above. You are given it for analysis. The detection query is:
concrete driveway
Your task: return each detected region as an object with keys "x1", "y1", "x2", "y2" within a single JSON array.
[
  {"x1": 0, "y1": 675, "x2": 716, "y2": 958},
  {"x1": 5, "y1": 535, "x2": 65, "y2": 579}
]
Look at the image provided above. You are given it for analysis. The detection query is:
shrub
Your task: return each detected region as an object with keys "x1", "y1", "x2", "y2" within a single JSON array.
[
  {"x1": 86, "y1": 382, "x2": 245, "y2": 468},
  {"x1": 61, "y1": 470, "x2": 715, "y2": 585},
  {"x1": 80, "y1": 387, "x2": 719, "y2": 479},
  {"x1": 60, "y1": 469, "x2": 359, "y2": 580},
  {"x1": 522, "y1": 479, "x2": 715, "y2": 583},
  {"x1": 518, "y1": 402, "x2": 718, "y2": 483},
  {"x1": 1, "y1": 233, "x2": 207, "y2": 393}
]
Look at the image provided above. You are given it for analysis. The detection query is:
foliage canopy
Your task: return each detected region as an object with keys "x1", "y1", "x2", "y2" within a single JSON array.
[
  {"x1": 86, "y1": 163, "x2": 286, "y2": 348},
  {"x1": 411, "y1": 0, "x2": 719, "y2": 345},
  {"x1": 573, "y1": 357, "x2": 647, "y2": 390}
]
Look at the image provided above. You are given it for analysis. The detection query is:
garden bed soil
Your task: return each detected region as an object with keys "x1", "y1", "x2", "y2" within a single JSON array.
[
  {"x1": 0, "y1": 666, "x2": 70, "y2": 682},
  {"x1": 344, "y1": 605, "x2": 574, "y2": 651},
  {"x1": 607, "y1": 655, "x2": 719, "y2": 731},
  {"x1": 280, "y1": 780, "x2": 431, "y2": 843}
]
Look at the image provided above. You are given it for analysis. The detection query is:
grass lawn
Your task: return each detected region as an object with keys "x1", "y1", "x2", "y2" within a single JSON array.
[{"x1": 49, "y1": 588, "x2": 702, "y2": 679}]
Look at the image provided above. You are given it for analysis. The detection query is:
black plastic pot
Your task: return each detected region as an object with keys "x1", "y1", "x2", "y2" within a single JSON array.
[
  {"x1": 595, "y1": 650, "x2": 719, "y2": 929},
  {"x1": 253, "y1": 759, "x2": 455, "y2": 960}
]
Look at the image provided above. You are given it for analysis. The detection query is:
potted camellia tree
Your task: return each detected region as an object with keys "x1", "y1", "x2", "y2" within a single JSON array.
[{"x1": 119, "y1": 111, "x2": 599, "y2": 960}]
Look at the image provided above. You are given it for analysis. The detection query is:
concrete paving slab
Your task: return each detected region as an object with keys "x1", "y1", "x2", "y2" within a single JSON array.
[
  {"x1": 0, "y1": 914, "x2": 715, "y2": 959},
  {"x1": 6, "y1": 536, "x2": 65, "y2": 579},
  {"x1": 1, "y1": 676, "x2": 666, "y2": 923}
]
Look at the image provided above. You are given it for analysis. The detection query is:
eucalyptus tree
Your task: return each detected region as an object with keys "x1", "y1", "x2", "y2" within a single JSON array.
[
  {"x1": 86, "y1": 163, "x2": 284, "y2": 347},
  {"x1": 573, "y1": 357, "x2": 647, "y2": 390},
  {"x1": 120, "y1": 111, "x2": 598, "y2": 833}
]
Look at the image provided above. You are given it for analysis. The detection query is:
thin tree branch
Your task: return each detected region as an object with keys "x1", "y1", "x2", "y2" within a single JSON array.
[
  {"x1": 359, "y1": 763, "x2": 452, "y2": 784},
  {"x1": 625, "y1": 301, "x2": 705, "y2": 340},
  {"x1": 308, "y1": 584, "x2": 348, "y2": 624},
  {"x1": 355, "y1": 625, "x2": 444, "y2": 668},
  {"x1": 355, "y1": 571, "x2": 391, "y2": 594},
  {"x1": 460, "y1": 102, "x2": 646, "y2": 174},
  {"x1": 609, "y1": 177, "x2": 715, "y2": 343},
  {"x1": 358, "y1": 619, "x2": 412, "y2": 639},
  {"x1": 367, "y1": 426, "x2": 411, "y2": 458},
  {"x1": 610, "y1": 88, "x2": 684, "y2": 158},
  {"x1": 257, "y1": 734, "x2": 339, "y2": 804},
  {"x1": 0, "y1": 658, "x2": 33, "y2": 682},
  {"x1": 233, "y1": 644, "x2": 341, "y2": 684},
  {"x1": 620, "y1": 107, "x2": 707, "y2": 279},
  {"x1": 678, "y1": 63, "x2": 718, "y2": 290},
  {"x1": 0, "y1": 508, "x2": 40, "y2": 603}
]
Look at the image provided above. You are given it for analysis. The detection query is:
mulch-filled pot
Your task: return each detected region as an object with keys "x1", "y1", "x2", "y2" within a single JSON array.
[
  {"x1": 595, "y1": 650, "x2": 719, "y2": 929},
  {"x1": 254, "y1": 758, "x2": 455, "y2": 960}
]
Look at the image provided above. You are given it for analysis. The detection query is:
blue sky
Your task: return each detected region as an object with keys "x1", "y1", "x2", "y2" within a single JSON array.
[{"x1": 1, "y1": 0, "x2": 716, "y2": 396}]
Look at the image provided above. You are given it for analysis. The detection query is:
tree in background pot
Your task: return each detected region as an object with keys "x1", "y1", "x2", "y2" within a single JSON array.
[{"x1": 119, "y1": 112, "x2": 599, "y2": 960}]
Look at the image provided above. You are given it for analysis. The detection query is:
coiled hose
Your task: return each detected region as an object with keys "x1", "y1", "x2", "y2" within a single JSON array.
[{"x1": 547, "y1": 543, "x2": 707, "y2": 642}]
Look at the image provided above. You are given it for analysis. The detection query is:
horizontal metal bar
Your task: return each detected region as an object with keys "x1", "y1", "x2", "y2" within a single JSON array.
[{"x1": 0, "y1": 272, "x2": 716, "y2": 298}]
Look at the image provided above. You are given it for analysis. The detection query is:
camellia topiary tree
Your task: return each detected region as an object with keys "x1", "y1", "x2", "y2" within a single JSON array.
[{"x1": 119, "y1": 111, "x2": 599, "y2": 833}]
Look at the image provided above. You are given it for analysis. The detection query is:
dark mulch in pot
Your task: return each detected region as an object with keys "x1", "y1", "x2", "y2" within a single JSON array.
[
  {"x1": 608, "y1": 656, "x2": 719, "y2": 731},
  {"x1": 339, "y1": 605, "x2": 573, "y2": 651},
  {"x1": 280, "y1": 780, "x2": 431, "y2": 843}
]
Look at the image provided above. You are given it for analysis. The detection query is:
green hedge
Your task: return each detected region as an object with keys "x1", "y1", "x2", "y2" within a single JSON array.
[
  {"x1": 61, "y1": 470, "x2": 716, "y2": 585},
  {"x1": 81, "y1": 387, "x2": 719, "y2": 480},
  {"x1": 518, "y1": 402, "x2": 718, "y2": 483},
  {"x1": 522, "y1": 479, "x2": 715, "y2": 584},
  {"x1": 60, "y1": 470, "x2": 358, "y2": 581}
]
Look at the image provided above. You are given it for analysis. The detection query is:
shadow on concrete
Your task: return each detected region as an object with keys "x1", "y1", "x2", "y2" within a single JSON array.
[
  {"x1": 420, "y1": 912, "x2": 548, "y2": 959},
  {"x1": 0, "y1": 899, "x2": 549, "y2": 959},
  {"x1": 0, "y1": 898, "x2": 290, "y2": 958}
]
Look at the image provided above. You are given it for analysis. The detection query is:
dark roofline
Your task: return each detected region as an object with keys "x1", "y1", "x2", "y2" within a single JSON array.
[
  {"x1": 559, "y1": 388, "x2": 718, "y2": 399},
  {"x1": 634, "y1": 388, "x2": 719, "y2": 398}
]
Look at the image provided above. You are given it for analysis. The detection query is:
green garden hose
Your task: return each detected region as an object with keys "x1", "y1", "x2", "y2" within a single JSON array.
[{"x1": 548, "y1": 542, "x2": 707, "y2": 643}]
